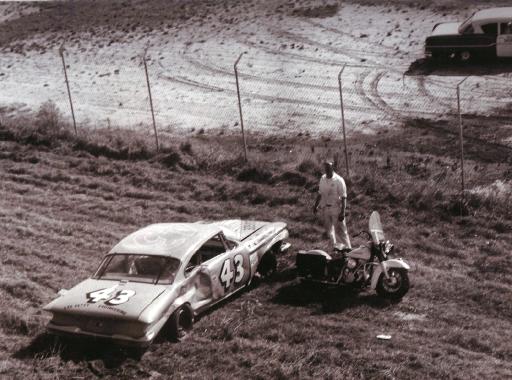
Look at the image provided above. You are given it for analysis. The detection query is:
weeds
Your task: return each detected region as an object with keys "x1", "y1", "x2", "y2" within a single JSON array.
[{"x1": 1, "y1": 101, "x2": 511, "y2": 379}]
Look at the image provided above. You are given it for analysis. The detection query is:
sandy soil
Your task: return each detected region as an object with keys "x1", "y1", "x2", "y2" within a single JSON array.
[{"x1": 1, "y1": 0, "x2": 511, "y2": 138}]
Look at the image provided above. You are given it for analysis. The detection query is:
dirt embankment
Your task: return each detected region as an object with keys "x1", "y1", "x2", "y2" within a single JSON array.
[
  {"x1": 0, "y1": 104, "x2": 511, "y2": 378},
  {"x1": 1, "y1": 0, "x2": 512, "y2": 136}
]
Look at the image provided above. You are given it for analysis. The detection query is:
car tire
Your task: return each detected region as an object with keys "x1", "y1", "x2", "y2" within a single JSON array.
[
  {"x1": 169, "y1": 304, "x2": 194, "y2": 342},
  {"x1": 257, "y1": 252, "x2": 277, "y2": 279},
  {"x1": 459, "y1": 50, "x2": 472, "y2": 62}
]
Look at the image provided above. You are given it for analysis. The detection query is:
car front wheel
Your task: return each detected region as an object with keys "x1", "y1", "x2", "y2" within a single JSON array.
[{"x1": 169, "y1": 304, "x2": 194, "y2": 342}]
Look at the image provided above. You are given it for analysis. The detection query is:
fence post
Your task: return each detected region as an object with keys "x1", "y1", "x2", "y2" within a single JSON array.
[
  {"x1": 143, "y1": 54, "x2": 160, "y2": 152},
  {"x1": 338, "y1": 64, "x2": 350, "y2": 179},
  {"x1": 456, "y1": 76, "x2": 469, "y2": 216},
  {"x1": 59, "y1": 45, "x2": 77, "y2": 135},
  {"x1": 234, "y1": 52, "x2": 248, "y2": 162}
]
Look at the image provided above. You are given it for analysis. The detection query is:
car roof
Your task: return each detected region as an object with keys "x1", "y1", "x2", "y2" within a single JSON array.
[
  {"x1": 109, "y1": 223, "x2": 222, "y2": 260},
  {"x1": 473, "y1": 7, "x2": 512, "y2": 23}
]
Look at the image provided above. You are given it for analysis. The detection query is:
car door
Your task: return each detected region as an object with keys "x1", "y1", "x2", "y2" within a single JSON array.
[
  {"x1": 217, "y1": 233, "x2": 251, "y2": 294},
  {"x1": 497, "y1": 22, "x2": 512, "y2": 57}
]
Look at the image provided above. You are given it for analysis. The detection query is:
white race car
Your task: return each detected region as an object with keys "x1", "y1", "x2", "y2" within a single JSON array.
[{"x1": 44, "y1": 220, "x2": 290, "y2": 345}]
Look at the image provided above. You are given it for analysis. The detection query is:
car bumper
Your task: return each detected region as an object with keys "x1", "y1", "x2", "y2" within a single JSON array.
[{"x1": 47, "y1": 322, "x2": 157, "y2": 347}]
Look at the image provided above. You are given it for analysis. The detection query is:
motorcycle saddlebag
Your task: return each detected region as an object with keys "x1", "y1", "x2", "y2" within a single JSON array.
[{"x1": 296, "y1": 250, "x2": 331, "y2": 278}]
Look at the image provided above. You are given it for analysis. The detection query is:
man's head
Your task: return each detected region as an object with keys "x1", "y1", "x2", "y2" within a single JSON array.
[{"x1": 323, "y1": 159, "x2": 334, "y2": 178}]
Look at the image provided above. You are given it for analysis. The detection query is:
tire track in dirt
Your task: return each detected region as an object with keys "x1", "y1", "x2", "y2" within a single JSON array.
[
  {"x1": 356, "y1": 69, "x2": 450, "y2": 119},
  {"x1": 273, "y1": 28, "x2": 375, "y2": 66},
  {"x1": 369, "y1": 70, "x2": 402, "y2": 117},
  {"x1": 242, "y1": 29, "x2": 458, "y2": 118},
  {"x1": 181, "y1": 55, "x2": 339, "y2": 92},
  {"x1": 303, "y1": 19, "x2": 409, "y2": 57},
  {"x1": 240, "y1": 39, "x2": 343, "y2": 67},
  {"x1": 159, "y1": 73, "x2": 224, "y2": 93},
  {"x1": 157, "y1": 66, "x2": 382, "y2": 117},
  {"x1": 415, "y1": 76, "x2": 455, "y2": 112},
  {"x1": 176, "y1": 48, "x2": 453, "y2": 125},
  {"x1": 179, "y1": 54, "x2": 440, "y2": 120},
  {"x1": 352, "y1": 68, "x2": 391, "y2": 120}
]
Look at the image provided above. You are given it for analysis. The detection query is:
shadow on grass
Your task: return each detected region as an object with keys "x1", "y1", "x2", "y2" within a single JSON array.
[
  {"x1": 14, "y1": 333, "x2": 145, "y2": 372},
  {"x1": 405, "y1": 57, "x2": 512, "y2": 76},
  {"x1": 273, "y1": 281, "x2": 400, "y2": 314},
  {"x1": 194, "y1": 269, "x2": 297, "y2": 323}
]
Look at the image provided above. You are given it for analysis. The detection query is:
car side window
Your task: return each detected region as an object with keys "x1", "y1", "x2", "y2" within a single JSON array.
[
  {"x1": 462, "y1": 24, "x2": 474, "y2": 34},
  {"x1": 481, "y1": 23, "x2": 498, "y2": 35},
  {"x1": 184, "y1": 252, "x2": 202, "y2": 276},
  {"x1": 500, "y1": 22, "x2": 512, "y2": 35},
  {"x1": 224, "y1": 239, "x2": 237, "y2": 251}
]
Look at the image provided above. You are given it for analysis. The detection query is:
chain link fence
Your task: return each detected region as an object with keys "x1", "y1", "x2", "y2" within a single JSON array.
[{"x1": 1, "y1": 44, "x2": 511, "y2": 209}]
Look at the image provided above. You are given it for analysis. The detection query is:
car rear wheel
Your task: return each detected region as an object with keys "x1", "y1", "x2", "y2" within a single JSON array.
[{"x1": 169, "y1": 304, "x2": 193, "y2": 342}]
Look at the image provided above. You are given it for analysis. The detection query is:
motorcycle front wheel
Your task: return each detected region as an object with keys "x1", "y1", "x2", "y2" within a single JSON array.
[{"x1": 376, "y1": 268, "x2": 409, "y2": 300}]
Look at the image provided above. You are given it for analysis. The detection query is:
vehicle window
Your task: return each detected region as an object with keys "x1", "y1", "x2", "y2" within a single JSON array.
[
  {"x1": 224, "y1": 239, "x2": 237, "y2": 250},
  {"x1": 184, "y1": 252, "x2": 202, "y2": 276},
  {"x1": 461, "y1": 24, "x2": 474, "y2": 34},
  {"x1": 500, "y1": 22, "x2": 512, "y2": 35},
  {"x1": 95, "y1": 254, "x2": 180, "y2": 284},
  {"x1": 481, "y1": 23, "x2": 498, "y2": 35},
  {"x1": 458, "y1": 12, "x2": 475, "y2": 34},
  {"x1": 197, "y1": 234, "x2": 227, "y2": 261}
]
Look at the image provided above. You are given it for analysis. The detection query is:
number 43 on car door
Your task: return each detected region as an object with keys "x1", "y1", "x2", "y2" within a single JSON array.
[{"x1": 220, "y1": 254, "x2": 249, "y2": 291}]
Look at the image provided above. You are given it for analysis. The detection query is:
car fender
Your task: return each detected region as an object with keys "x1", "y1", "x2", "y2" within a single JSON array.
[
  {"x1": 256, "y1": 228, "x2": 289, "y2": 259},
  {"x1": 138, "y1": 287, "x2": 181, "y2": 324},
  {"x1": 245, "y1": 227, "x2": 289, "y2": 278},
  {"x1": 370, "y1": 259, "x2": 410, "y2": 290}
]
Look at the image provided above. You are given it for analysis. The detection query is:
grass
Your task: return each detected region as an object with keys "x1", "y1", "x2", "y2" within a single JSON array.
[{"x1": 0, "y1": 100, "x2": 511, "y2": 379}]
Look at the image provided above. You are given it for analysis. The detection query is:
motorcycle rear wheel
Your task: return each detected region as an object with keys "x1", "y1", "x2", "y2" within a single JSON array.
[{"x1": 376, "y1": 268, "x2": 409, "y2": 300}]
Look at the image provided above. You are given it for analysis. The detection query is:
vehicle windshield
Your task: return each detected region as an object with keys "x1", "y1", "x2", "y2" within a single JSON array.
[
  {"x1": 369, "y1": 211, "x2": 385, "y2": 244},
  {"x1": 94, "y1": 254, "x2": 181, "y2": 284},
  {"x1": 458, "y1": 12, "x2": 475, "y2": 34}
]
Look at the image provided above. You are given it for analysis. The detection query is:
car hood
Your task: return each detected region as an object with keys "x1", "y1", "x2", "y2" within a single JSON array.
[
  {"x1": 43, "y1": 278, "x2": 167, "y2": 320},
  {"x1": 431, "y1": 22, "x2": 461, "y2": 36},
  {"x1": 212, "y1": 219, "x2": 286, "y2": 241}
]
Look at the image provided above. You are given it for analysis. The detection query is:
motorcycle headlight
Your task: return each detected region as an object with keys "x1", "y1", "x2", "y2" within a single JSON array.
[{"x1": 346, "y1": 258, "x2": 357, "y2": 269}]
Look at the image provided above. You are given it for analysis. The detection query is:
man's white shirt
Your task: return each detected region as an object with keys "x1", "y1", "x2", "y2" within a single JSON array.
[{"x1": 318, "y1": 172, "x2": 347, "y2": 208}]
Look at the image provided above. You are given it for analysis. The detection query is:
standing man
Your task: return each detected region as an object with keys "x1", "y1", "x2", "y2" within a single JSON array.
[{"x1": 313, "y1": 159, "x2": 351, "y2": 252}]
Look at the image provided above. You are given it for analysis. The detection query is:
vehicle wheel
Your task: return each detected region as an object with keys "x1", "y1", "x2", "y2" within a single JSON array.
[
  {"x1": 257, "y1": 253, "x2": 277, "y2": 279},
  {"x1": 376, "y1": 268, "x2": 409, "y2": 300},
  {"x1": 459, "y1": 50, "x2": 472, "y2": 62},
  {"x1": 169, "y1": 304, "x2": 193, "y2": 342}
]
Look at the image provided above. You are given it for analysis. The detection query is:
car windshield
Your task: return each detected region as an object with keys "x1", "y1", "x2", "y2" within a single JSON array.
[
  {"x1": 94, "y1": 254, "x2": 181, "y2": 284},
  {"x1": 458, "y1": 12, "x2": 475, "y2": 34}
]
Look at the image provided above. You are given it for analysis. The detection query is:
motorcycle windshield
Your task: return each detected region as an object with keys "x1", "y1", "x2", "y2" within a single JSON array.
[{"x1": 369, "y1": 211, "x2": 385, "y2": 244}]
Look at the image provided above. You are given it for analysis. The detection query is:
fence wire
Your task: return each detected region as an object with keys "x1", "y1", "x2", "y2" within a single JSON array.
[{"x1": 1, "y1": 45, "x2": 511, "y2": 202}]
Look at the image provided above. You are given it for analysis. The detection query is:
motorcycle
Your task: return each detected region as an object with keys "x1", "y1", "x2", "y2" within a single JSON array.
[{"x1": 296, "y1": 211, "x2": 410, "y2": 300}]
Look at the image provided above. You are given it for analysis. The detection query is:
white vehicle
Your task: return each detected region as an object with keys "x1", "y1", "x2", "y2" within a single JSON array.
[
  {"x1": 44, "y1": 220, "x2": 290, "y2": 345},
  {"x1": 425, "y1": 7, "x2": 512, "y2": 61}
]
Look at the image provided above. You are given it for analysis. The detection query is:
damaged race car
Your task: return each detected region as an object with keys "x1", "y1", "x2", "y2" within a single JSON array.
[{"x1": 43, "y1": 220, "x2": 290, "y2": 346}]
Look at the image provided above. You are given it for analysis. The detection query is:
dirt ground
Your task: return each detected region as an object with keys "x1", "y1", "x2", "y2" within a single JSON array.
[
  {"x1": 0, "y1": 1, "x2": 511, "y2": 379},
  {"x1": 1, "y1": 0, "x2": 512, "y2": 136}
]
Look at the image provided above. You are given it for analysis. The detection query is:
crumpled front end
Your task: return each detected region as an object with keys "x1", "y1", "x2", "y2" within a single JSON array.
[{"x1": 47, "y1": 310, "x2": 169, "y2": 346}]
